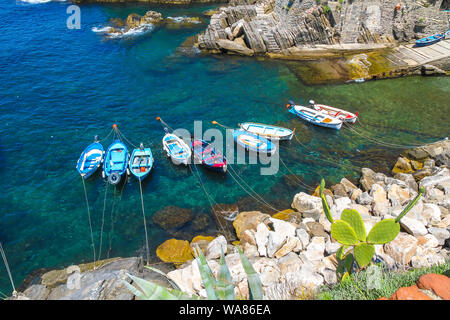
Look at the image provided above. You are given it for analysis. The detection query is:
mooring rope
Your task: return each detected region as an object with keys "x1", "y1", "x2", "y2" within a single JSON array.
[
  {"x1": 81, "y1": 177, "x2": 96, "y2": 264},
  {"x1": 188, "y1": 163, "x2": 231, "y2": 239},
  {"x1": 351, "y1": 118, "x2": 438, "y2": 148},
  {"x1": 116, "y1": 129, "x2": 139, "y2": 149},
  {"x1": 291, "y1": 132, "x2": 361, "y2": 172},
  {"x1": 225, "y1": 161, "x2": 281, "y2": 213},
  {"x1": 343, "y1": 122, "x2": 421, "y2": 149},
  {"x1": 96, "y1": 181, "x2": 109, "y2": 267},
  {"x1": 99, "y1": 128, "x2": 114, "y2": 143},
  {"x1": 0, "y1": 243, "x2": 16, "y2": 297},
  {"x1": 0, "y1": 289, "x2": 8, "y2": 299},
  {"x1": 139, "y1": 179, "x2": 150, "y2": 265},
  {"x1": 156, "y1": 117, "x2": 175, "y2": 132},
  {"x1": 278, "y1": 156, "x2": 317, "y2": 192}
]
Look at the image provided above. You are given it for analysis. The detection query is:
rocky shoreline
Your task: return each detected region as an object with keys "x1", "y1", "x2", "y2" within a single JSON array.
[
  {"x1": 11, "y1": 138, "x2": 449, "y2": 300},
  {"x1": 196, "y1": 0, "x2": 448, "y2": 57},
  {"x1": 193, "y1": 0, "x2": 449, "y2": 82}
]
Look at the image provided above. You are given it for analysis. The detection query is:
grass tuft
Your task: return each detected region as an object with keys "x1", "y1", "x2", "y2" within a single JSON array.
[{"x1": 317, "y1": 259, "x2": 450, "y2": 300}]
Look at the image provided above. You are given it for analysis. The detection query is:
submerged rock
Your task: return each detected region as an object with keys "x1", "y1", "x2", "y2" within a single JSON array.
[
  {"x1": 156, "y1": 239, "x2": 194, "y2": 264},
  {"x1": 152, "y1": 206, "x2": 193, "y2": 231},
  {"x1": 165, "y1": 16, "x2": 204, "y2": 29}
]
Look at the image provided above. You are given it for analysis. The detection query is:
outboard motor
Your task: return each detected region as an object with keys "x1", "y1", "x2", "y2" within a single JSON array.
[
  {"x1": 164, "y1": 127, "x2": 169, "y2": 134},
  {"x1": 94, "y1": 135, "x2": 99, "y2": 143},
  {"x1": 108, "y1": 172, "x2": 121, "y2": 185},
  {"x1": 309, "y1": 100, "x2": 315, "y2": 108},
  {"x1": 140, "y1": 142, "x2": 144, "y2": 150}
]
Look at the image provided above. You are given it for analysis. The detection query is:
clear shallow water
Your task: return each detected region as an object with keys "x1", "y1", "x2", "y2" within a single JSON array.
[{"x1": 0, "y1": 1, "x2": 449, "y2": 294}]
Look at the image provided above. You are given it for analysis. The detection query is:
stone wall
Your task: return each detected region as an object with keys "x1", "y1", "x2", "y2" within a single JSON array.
[{"x1": 197, "y1": 0, "x2": 449, "y2": 56}]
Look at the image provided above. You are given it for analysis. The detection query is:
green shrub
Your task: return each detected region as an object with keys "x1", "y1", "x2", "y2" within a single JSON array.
[
  {"x1": 319, "y1": 178, "x2": 424, "y2": 278},
  {"x1": 318, "y1": 259, "x2": 450, "y2": 300},
  {"x1": 122, "y1": 246, "x2": 263, "y2": 300}
]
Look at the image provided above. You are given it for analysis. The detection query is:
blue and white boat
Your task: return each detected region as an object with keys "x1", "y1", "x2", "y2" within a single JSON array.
[
  {"x1": 162, "y1": 129, "x2": 191, "y2": 166},
  {"x1": 239, "y1": 122, "x2": 295, "y2": 141},
  {"x1": 286, "y1": 102, "x2": 343, "y2": 130},
  {"x1": 129, "y1": 143, "x2": 154, "y2": 181},
  {"x1": 103, "y1": 140, "x2": 130, "y2": 185},
  {"x1": 415, "y1": 33, "x2": 444, "y2": 47},
  {"x1": 233, "y1": 129, "x2": 276, "y2": 155},
  {"x1": 76, "y1": 136, "x2": 104, "y2": 179}
]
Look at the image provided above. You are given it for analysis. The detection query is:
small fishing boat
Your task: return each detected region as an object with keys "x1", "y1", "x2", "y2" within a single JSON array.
[
  {"x1": 192, "y1": 139, "x2": 227, "y2": 173},
  {"x1": 415, "y1": 33, "x2": 444, "y2": 47},
  {"x1": 162, "y1": 129, "x2": 191, "y2": 166},
  {"x1": 76, "y1": 136, "x2": 104, "y2": 179},
  {"x1": 239, "y1": 122, "x2": 295, "y2": 141},
  {"x1": 129, "y1": 143, "x2": 154, "y2": 181},
  {"x1": 310, "y1": 101, "x2": 358, "y2": 124},
  {"x1": 286, "y1": 102, "x2": 343, "y2": 130},
  {"x1": 233, "y1": 129, "x2": 276, "y2": 155},
  {"x1": 103, "y1": 140, "x2": 130, "y2": 185}
]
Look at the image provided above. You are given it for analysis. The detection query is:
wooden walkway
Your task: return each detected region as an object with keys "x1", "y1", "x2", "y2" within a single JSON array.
[{"x1": 386, "y1": 38, "x2": 450, "y2": 68}]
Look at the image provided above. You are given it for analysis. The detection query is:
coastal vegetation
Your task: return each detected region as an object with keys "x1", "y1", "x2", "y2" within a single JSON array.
[{"x1": 317, "y1": 259, "x2": 450, "y2": 300}]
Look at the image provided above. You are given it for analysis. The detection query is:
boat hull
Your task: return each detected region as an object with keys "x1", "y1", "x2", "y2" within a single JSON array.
[
  {"x1": 163, "y1": 133, "x2": 191, "y2": 166},
  {"x1": 103, "y1": 140, "x2": 130, "y2": 185},
  {"x1": 288, "y1": 105, "x2": 342, "y2": 130},
  {"x1": 192, "y1": 139, "x2": 227, "y2": 173},
  {"x1": 415, "y1": 34, "x2": 443, "y2": 47},
  {"x1": 233, "y1": 129, "x2": 276, "y2": 154},
  {"x1": 76, "y1": 142, "x2": 104, "y2": 179},
  {"x1": 312, "y1": 104, "x2": 357, "y2": 124},
  {"x1": 240, "y1": 122, "x2": 294, "y2": 140},
  {"x1": 129, "y1": 147, "x2": 154, "y2": 181}
]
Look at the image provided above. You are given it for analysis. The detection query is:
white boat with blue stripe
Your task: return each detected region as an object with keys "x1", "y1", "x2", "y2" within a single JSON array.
[
  {"x1": 286, "y1": 101, "x2": 343, "y2": 130},
  {"x1": 162, "y1": 129, "x2": 191, "y2": 166},
  {"x1": 239, "y1": 122, "x2": 295, "y2": 141}
]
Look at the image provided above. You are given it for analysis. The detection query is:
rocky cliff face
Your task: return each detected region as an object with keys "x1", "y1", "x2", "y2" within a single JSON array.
[{"x1": 197, "y1": 0, "x2": 449, "y2": 56}]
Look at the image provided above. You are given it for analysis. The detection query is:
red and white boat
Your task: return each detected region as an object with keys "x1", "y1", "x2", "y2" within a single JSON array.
[{"x1": 310, "y1": 101, "x2": 358, "y2": 124}]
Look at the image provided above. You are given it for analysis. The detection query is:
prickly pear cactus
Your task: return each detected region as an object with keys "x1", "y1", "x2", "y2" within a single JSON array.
[{"x1": 319, "y1": 178, "x2": 424, "y2": 272}]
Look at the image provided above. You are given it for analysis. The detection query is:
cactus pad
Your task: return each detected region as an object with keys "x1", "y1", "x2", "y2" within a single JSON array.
[
  {"x1": 341, "y1": 209, "x2": 366, "y2": 242},
  {"x1": 354, "y1": 243, "x2": 375, "y2": 268},
  {"x1": 331, "y1": 220, "x2": 359, "y2": 245},
  {"x1": 367, "y1": 219, "x2": 400, "y2": 244}
]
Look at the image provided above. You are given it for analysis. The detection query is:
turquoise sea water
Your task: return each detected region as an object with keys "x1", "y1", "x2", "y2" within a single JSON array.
[{"x1": 0, "y1": 1, "x2": 449, "y2": 294}]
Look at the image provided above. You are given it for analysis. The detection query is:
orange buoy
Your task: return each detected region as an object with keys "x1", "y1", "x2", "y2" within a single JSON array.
[
  {"x1": 113, "y1": 124, "x2": 117, "y2": 129},
  {"x1": 286, "y1": 104, "x2": 291, "y2": 108},
  {"x1": 156, "y1": 117, "x2": 160, "y2": 121}
]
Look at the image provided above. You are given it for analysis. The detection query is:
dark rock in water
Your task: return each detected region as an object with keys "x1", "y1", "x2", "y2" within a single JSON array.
[
  {"x1": 152, "y1": 206, "x2": 193, "y2": 231},
  {"x1": 282, "y1": 174, "x2": 306, "y2": 191},
  {"x1": 164, "y1": 16, "x2": 204, "y2": 29},
  {"x1": 126, "y1": 11, "x2": 163, "y2": 29},
  {"x1": 210, "y1": 203, "x2": 240, "y2": 241},
  {"x1": 237, "y1": 196, "x2": 278, "y2": 214},
  {"x1": 192, "y1": 213, "x2": 210, "y2": 231},
  {"x1": 109, "y1": 18, "x2": 126, "y2": 28}
]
